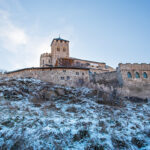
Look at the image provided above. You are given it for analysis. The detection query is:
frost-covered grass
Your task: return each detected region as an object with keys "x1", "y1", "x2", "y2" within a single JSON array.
[{"x1": 0, "y1": 78, "x2": 150, "y2": 150}]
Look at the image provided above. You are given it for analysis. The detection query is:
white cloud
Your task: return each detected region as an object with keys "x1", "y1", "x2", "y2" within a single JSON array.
[{"x1": 0, "y1": 7, "x2": 76, "y2": 71}]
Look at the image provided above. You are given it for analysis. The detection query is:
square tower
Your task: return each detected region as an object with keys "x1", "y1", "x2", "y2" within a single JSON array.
[{"x1": 51, "y1": 37, "x2": 69, "y2": 66}]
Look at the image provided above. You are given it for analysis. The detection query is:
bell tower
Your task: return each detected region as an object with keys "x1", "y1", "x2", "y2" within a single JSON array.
[{"x1": 51, "y1": 37, "x2": 69, "y2": 66}]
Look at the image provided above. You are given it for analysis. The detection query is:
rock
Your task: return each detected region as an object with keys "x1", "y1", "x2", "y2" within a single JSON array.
[
  {"x1": 73, "y1": 129, "x2": 90, "y2": 141},
  {"x1": 111, "y1": 136, "x2": 128, "y2": 149},
  {"x1": 55, "y1": 88, "x2": 65, "y2": 96},
  {"x1": 131, "y1": 137, "x2": 147, "y2": 148},
  {"x1": 127, "y1": 97, "x2": 148, "y2": 103}
]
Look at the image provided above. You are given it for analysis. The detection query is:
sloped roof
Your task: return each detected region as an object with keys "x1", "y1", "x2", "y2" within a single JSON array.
[{"x1": 51, "y1": 37, "x2": 69, "y2": 46}]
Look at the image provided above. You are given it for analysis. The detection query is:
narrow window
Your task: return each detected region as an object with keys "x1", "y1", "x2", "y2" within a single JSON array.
[
  {"x1": 63, "y1": 70, "x2": 66, "y2": 73},
  {"x1": 76, "y1": 72, "x2": 79, "y2": 75},
  {"x1": 43, "y1": 60, "x2": 44, "y2": 64},
  {"x1": 61, "y1": 77, "x2": 64, "y2": 80},
  {"x1": 127, "y1": 72, "x2": 132, "y2": 78},
  {"x1": 82, "y1": 73, "x2": 84, "y2": 75},
  {"x1": 49, "y1": 60, "x2": 51, "y2": 63},
  {"x1": 57, "y1": 48, "x2": 60, "y2": 52},
  {"x1": 63, "y1": 48, "x2": 66, "y2": 52},
  {"x1": 67, "y1": 76, "x2": 70, "y2": 80},
  {"x1": 135, "y1": 72, "x2": 140, "y2": 78},
  {"x1": 143, "y1": 72, "x2": 148, "y2": 78}
]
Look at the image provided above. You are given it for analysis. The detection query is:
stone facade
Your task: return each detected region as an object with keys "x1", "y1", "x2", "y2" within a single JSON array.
[
  {"x1": 117, "y1": 63, "x2": 150, "y2": 85},
  {"x1": 40, "y1": 37, "x2": 69, "y2": 67},
  {"x1": 1, "y1": 67, "x2": 90, "y2": 87},
  {"x1": 117, "y1": 63, "x2": 150, "y2": 98}
]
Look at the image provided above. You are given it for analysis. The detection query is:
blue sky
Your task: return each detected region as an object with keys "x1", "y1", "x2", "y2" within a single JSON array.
[{"x1": 0, "y1": 0, "x2": 150, "y2": 71}]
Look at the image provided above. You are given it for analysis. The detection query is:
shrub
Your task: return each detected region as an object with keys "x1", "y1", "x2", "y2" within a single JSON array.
[{"x1": 73, "y1": 129, "x2": 90, "y2": 141}]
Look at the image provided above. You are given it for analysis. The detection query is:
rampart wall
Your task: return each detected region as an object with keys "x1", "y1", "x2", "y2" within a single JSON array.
[
  {"x1": 117, "y1": 63, "x2": 150, "y2": 98},
  {"x1": 0, "y1": 67, "x2": 90, "y2": 87}
]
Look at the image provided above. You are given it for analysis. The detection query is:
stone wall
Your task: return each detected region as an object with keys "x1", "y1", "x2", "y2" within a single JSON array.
[
  {"x1": 117, "y1": 63, "x2": 150, "y2": 98},
  {"x1": 1, "y1": 67, "x2": 90, "y2": 87},
  {"x1": 89, "y1": 71, "x2": 119, "y2": 89}
]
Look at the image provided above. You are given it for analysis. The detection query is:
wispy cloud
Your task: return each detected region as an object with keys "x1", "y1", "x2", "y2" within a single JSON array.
[{"x1": 0, "y1": 1, "x2": 76, "y2": 71}]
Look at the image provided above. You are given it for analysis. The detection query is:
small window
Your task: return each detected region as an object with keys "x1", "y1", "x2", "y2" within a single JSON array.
[
  {"x1": 135, "y1": 72, "x2": 140, "y2": 78},
  {"x1": 63, "y1": 70, "x2": 66, "y2": 73},
  {"x1": 57, "y1": 48, "x2": 60, "y2": 51},
  {"x1": 127, "y1": 72, "x2": 132, "y2": 78},
  {"x1": 143, "y1": 72, "x2": 148, "y2": 78},
  {"x1": 67, "y1": 76, "x2": 70, "y2": 80},
  {"x1": 76, "y1": 72, "x2": 79, "y2": 75},
  {"x1": 61, "y1": 77, "x2": 64, "y2": 80},
  {"x1": 63, "y1": 48, "x2": 66, "y2": 52},
  {"x1": 43, "y1": 60, "x2": 44, "y2": 64},
  {"x1": 82, "y1": 73, "x2": 84, "y2": 75},
  {"x1": 49, "y1": 60, "x2": 51, "y2": 63}
]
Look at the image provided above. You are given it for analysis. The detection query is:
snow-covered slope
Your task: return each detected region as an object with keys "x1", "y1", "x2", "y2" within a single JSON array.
[{"x1": 0, "y1": 78, "x2": 149, "y2": 150}]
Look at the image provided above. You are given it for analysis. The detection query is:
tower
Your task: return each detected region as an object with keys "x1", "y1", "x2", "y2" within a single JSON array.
[{"x1": 51, "y1": 37, "x2": 69, "y2": 66}]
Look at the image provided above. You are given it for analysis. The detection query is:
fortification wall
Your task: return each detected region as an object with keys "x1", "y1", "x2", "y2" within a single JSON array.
[
  {"x1": 90, "y1": 71, "x2": 119, "y2": 88},
  {"x1": 117, "y1": 63, "x2": 150, "y2": 98},
  {"x1": 1, "y1": 67, "x2": 90, "y2": 87}
]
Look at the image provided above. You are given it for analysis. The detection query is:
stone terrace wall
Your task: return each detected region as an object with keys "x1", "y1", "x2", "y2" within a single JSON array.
[
  {"x1": 117, "y1": 63, "x2": 150, "y2": 98},
  {"x1": 1, "y1": 67, "x2": 90, "y2": 87},
  {"x1": 88, "y1": 71, "x2": 119, "y2": 93}
]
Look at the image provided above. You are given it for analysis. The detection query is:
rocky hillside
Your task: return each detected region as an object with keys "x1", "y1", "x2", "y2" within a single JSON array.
[{"x1": 0, "y1": 77, "x2": 150, "y2": 150}]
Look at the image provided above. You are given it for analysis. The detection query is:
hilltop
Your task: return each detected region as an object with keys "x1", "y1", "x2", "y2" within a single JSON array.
[{"x1": 0, "y1": 78, "x2": 149, "y2": 150}]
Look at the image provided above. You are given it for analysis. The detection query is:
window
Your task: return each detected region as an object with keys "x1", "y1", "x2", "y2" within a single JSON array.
[
  {"x1": 57, "y1": 47, "x2": 60, "y2": 52},
  {"x1": 63, "y1": 48, "x2": 66, "y2": 52},
  {"x1": 135, "y1": 72, "x2": 140, "y2": 78},
  {"x1": 143, "y1": 72, "x2": 148, "y2": 78},
  {"x1": 82, "y1": 73, "x2": 84, "y2": 75},
  {"x1": 63, "y1": 70, "x2": 66, "y2": 73},
  {"x1": 76, "y1": 72, "x2": 79, "y2": 75},
  {"x1": 49, "y1": 60, "x2": 51, "y2": 63},
  {"x1": 61, "y1": 77, "x2": 64, "y2": 80},
  {"x1": 67, "y1": 76, "x2": 70, "y2": 80},
  {"x1": 127, "y1": 72, "x2": 132, "y2": 78},
  {"x1": 43, "y1": 60, "x2": 44, "y2": 64}
]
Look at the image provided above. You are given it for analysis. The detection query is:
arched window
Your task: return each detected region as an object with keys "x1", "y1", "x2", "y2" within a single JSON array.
[
  {"x1": 143, "y1": 72, "x2": 148, "y2": 78},
  {"x1": 127, "y1": 72, "x2": 132, "y2": 78},
  {"x1": 135, "y1": 72, "x2": 140, "y2": 78}
]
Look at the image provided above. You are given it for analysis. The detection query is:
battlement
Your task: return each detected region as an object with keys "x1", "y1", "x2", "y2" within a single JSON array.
[
  {"x1": 40, "y1": 53, "x2": 51, "y2": 57},
  {"x1": 118, "y1": 63, "x2": 150, "y2": 71}
]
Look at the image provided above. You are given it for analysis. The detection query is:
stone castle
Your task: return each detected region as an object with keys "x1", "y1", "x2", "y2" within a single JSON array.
[
  {"x1": 40, "y1": 37, "x2": 114, "y2": 72},
  {"x1": 0, "y1": 37, "x2": 150, "y2": 98}
]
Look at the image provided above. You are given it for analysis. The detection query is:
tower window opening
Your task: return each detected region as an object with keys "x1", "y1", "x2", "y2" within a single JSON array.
[
  {"x1": 127, "y1": 72, "x2": 132, "y2": 78},
  {"x1": 57, "y1": 48, "x2": 60, "y2": 52},
  {"x1": 61, "y1": 77, "x2": 64, "y2": 80},
  {"x1": 76, "y1": 72, "x2": 79, "y2": 75},
  {"x1": 135, "y1": 72, "x2": 140, "y2": 78},
  {"x1": 143, "y1": 72, "x2": 148, "y2": 78},
  {"x1": 67, "y1": 76, "x2": 70, "y2": 80},
  {"x1": 63, "y1": 48, "x2": 66, "y2": 52}
]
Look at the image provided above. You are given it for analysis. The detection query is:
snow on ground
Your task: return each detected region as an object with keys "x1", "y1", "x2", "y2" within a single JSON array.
[{"x1": 0, "y1": 77, "x2": 149, "y2": 150}]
